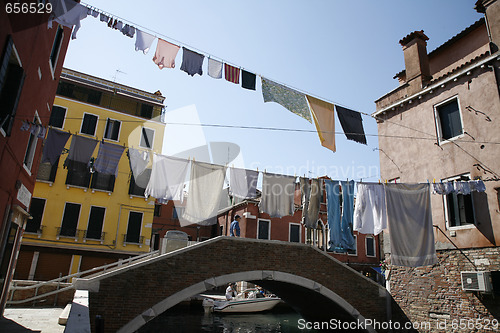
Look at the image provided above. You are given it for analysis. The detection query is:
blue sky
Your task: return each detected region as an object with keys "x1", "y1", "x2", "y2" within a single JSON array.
[{"x1": 62, "y1": 0, "x2": 483, "y2": 181}]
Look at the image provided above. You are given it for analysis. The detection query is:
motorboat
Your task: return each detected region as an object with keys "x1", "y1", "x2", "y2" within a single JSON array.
[{"x1": 202, "y1": 288, "x2": 281, "y2": 313}]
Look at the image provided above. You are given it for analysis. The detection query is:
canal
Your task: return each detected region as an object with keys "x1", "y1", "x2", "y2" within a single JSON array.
[{"x1": 138, "y1": 302, "x2": 317, "y2": 332}]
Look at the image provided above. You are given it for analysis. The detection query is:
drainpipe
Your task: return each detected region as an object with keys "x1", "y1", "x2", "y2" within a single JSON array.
[{"x1": 114, "y1": 205, "x2": 123, "y2": 249}]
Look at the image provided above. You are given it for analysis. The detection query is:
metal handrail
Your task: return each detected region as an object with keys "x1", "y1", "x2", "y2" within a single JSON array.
[{"x1": 8, "y1": 250, "x2": 159, "y2": 294}]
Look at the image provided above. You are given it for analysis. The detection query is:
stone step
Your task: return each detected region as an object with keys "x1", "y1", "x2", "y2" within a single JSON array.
[{"x1": 58, "y1": 303, "x2": 71, "y2": 325}]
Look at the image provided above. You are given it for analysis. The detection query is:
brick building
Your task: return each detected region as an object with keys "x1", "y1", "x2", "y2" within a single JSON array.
[
  {"x1": 374, "y1": 0, "x2": 500, "y2": 329},
  {"x1": 0, "y1": 2, "x2": 71, "y2": 313}
]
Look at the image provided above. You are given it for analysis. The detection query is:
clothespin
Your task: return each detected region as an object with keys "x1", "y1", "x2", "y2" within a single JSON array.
[
  {"x1": 433, "y1": 178, "x2": 436, "y2": 183},
  {"x1": 257, "y1": 167, "x2": 259, "y2": 172},
  {"x1": 385, "y1": 179, "x2": 388, "y2": 184}
]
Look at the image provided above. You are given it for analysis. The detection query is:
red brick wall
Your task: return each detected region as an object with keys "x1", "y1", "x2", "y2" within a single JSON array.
[{"x1": 389, "y1": 247, "x2": 500, "y2": 332}]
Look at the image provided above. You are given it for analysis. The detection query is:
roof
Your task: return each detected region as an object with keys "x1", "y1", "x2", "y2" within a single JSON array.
[
  {"x1": 399, "y1": 30, "x2": 428, "y2": 46},
  {"x1": 392, "y1": 18, "x2": 485, "y2": 80},
  {"x1": 428, "y1": 50, "x2": 490, "y2": 84}
]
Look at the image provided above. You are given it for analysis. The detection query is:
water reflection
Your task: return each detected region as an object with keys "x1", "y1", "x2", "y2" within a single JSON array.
[{"x1": 139, "y1": 302, "x2": 316, "y2": 333}]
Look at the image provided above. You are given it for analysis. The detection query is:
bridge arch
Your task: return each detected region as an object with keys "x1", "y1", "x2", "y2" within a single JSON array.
[
  {"x1": 76, "y1": 236, "x2": 411, "y2": 332},
  {"x1": 119, "y1": 270, "x2": 375, "y2": 333}
]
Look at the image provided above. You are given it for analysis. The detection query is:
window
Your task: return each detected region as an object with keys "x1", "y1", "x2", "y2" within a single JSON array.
[
  {"x1": 104, "y1": 118, "x2": 121, "y2": 141},
  {"x1": 26, "y1": 198, "x2": 45, "y2": 233},
  {"x1": 49, "y1": 105, "x2": 66, "y2": 129},
  {"x1": 56, "y1": 81, "x2": 102, "y2": 105},
  {"x1": 257, "y1": 219, "x2": 270, "y2": 240},
  {"x1": 49, "y1": 25, "x2": 64, "y2": 75},
  {"x1": 129, "y1": 169, "x2": 151, "y2": 197},
  {"x1": 289, "y1": 223, "x2": 300, "y2": 243},
  {"x1": 140, "y1": 127, "x2": 154, "y2": 149},
  {"x1": 80, "y1": 113, "x2": 98, "y2": 136},
  {"x1": 0, "y1": 36, "x2": 25, "y2": 136},
  {"x1": 125, "y1": 211, "x2": 142, "y2": 243},
  {"x1": 154, "y1": 204, "x2": 161, "y2": 217},
  {"x1": 23, "y1": 113, "x2": 41, "y2": 173},
  {"x1": 90, "y1": 172, "x2": 115, "y2": 192},
  {"x1": 435, "y1": 97, "x2": 463, "y2": 142},
  {"x1": 365, "y1": 236, "x2": 376, "y2": 257},
  {"x1": 172, "y1": 206, "x2": 185, "y2": 219},
  {"x1": 37, "y1": 157, "x2": 59, "y2": 183},
  {"x1": 60, "y1": 203, "x2": 81, "y2": 237},
  {"x1": 66, "y1": 161, "x2": 91, "y2": 188},
  {"x1": 86, "y1": 206, "x2": 105, "y2": 240},
  {"x1": 443, "y1": 175, "x2": 475, "y2": 228},
  {"x1": 347, "y1": 234, "x2": 357, "y2": 256}
]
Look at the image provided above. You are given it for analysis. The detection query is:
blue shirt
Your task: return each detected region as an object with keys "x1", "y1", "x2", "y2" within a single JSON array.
[{"x1": 230, "y1": 220, "x2": 240, "y2": 237}]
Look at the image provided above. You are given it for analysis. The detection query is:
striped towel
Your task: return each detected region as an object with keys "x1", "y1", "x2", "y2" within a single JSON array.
[
  {"x1": 224, "y1": 63, "x2": 240, "y2": 84},
  {"x1": 94, "y1": 141, "x2": 125, "y2": 176}
]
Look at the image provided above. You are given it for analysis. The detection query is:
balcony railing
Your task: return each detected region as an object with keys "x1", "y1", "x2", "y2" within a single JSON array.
[
  {"x1": 123, "y1": 234, "x2": 145, "y2": 248},
  {"x1": 83, "y1": 231, "x2": 106, "y2": 244},
  {"x1": 56, "y1": 228, "x2": 84, "y2": 241}
]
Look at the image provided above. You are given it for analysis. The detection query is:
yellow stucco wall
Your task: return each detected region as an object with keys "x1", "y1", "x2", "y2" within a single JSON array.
[{"x1": 24, "y1": 95, "x2": 165, "y2": 271}]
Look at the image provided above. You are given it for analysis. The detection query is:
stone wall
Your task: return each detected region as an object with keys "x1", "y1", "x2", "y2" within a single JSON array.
[{"x1": 388, "y1": 247, "x2": 500, "y2": 332}]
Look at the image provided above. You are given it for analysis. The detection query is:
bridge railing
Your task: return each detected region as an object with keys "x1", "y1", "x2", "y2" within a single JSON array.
[{"x1": 7, "y1": 250, "x2": 160, "y2": 306}]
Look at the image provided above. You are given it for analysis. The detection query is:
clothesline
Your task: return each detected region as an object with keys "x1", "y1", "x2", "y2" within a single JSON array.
[{"x1": 19, "y1": 117, "x2": 500, "y2": 145}]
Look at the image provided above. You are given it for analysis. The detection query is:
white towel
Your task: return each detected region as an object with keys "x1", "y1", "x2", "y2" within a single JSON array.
[
  {"x1": 135, "y1": 29, "x2": 156, "y2": 54},
  {"x1": 229, "y1": 167, "x2": 259, "y2": 199},
  {"x1": 48, "y1": 0, "x2": 88, "y2": 40},
  {"x1": 145, "y1": 154, "x2": 190, "y2": 201},
  {"x1": 182, "y1": 162, "x2": 226, "y2": 226},
  {"x1": 385, "y1": 183, "x2": 437, "y2": 267},
  {"x1": 208, "y1": 58, "x2": 223, "y2": 79},
  {"x1": 128, "y1": 148, "x2": 150, "y2": 181},
  {"x1": 260, "y1": 173, "x2": 296, "y2": 218},
  {"x1": 353, "y1": 183, "x2": 387, "y2": 235}
]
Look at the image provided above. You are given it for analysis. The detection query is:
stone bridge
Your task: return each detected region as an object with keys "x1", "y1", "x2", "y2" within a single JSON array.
[{"x1": 75, "y1": 237, "x2": 412, "y2": 333}]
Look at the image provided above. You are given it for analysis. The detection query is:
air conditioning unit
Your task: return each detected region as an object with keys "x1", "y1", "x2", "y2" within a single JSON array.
[{"x1": 461, "y1": 271, "x2": 492, "y2": 292}]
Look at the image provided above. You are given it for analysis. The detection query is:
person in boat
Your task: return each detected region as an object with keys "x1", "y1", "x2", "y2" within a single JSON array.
[
  {"x1": 225, "y1": 282, "x2": 238, "y2": 300},
  {"x1": 229, "y1": 215, "x2": 241, "y2": 237}
]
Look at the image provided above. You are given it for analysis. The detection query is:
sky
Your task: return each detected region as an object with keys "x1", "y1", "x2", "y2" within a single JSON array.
[{"x1": 62, "y1": 0, "x2": 483, "y2": 182}]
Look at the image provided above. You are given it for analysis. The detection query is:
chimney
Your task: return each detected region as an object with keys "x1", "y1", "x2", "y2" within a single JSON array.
[
  {"x1": 399, "y1": 30, "x2": 431, "y2": 95},
  {"x1": 475, "y1": 0, "x2": 500, "y2": 52}
]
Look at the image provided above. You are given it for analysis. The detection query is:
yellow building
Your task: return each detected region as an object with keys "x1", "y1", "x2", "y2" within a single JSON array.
[{"x1": 16, "y1": 68, "x2": 165, "y2": 281}]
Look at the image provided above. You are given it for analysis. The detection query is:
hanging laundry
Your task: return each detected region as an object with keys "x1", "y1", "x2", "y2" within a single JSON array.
[
  {"x1": 306, "y1": 95, "x2": 336, "y2": 152},
  {"x1": 300, "y1": 177, "x2": 311, "y2": 225},
  {"x1": 224, "y1": 64, "x2": 240, "y2": 84},
  {"x1": 340, "y1": 180, "x2": 356, "y2": 251},
  {"x1": 128, "y1": 147, "x2": 150, "y2": 180},
  {"x1": 48, "y1": 0, "x2": 88, "y2": 40},
  {"x1": 208, "y1": 58, "x2": 223, "y2": 79},
  {"x1": 335, "y1": 105, "x2": 367, "y2": 145},
  {"x1": 353, "y1": 183, "x2": 387, "y2": 235},
  {"x1": 454, "y1": 181, "x2": 471, "y2": 195},
  {"x1": 261, "y1": 77, "x2": 311, "y2": 123},
  {"x1": 91, "y1": 9, "x2": 99, "y2": 18},
  {"x1": 135, "y1": 29, "x2": 156, "y2": 55},
  {"x1": 182, "y1": 161, "x2": 227, "y2": 226},
  {"x1": 432, "y1": 182, "x2": 452, "y2": 195},
  {"x1": 145, "y1": 154, "x2": 190, "y2": 201},
  {"x1": 41, "y1": 128, "x2": 71, "y2": 165},
  {"x1": 385, "y1": 183, "x2": 437, "y2": 267},
  {"x1": 180, "y1": 47, "x2": 205, "y2": 77},
  {"x1": 241, "y1": 70, "x2": 256, "y2": 90},
  {"x1": 127, "y1": 26, "x2": 136, "y2": 38},
  {"x1": 259, "y1": 173, "x2": 296, "y2": 218},
  {"x1": 153, "y1": 39, "x2": 180, "y2": 69},
  {"x1": 37, "y1": 126, "x2": 47, "y2": 139},
  {"x1": 304, "y1": 178, "x2": 322, "y2": 228},
  {"x1": 107, "y1": 18, "x2": 113, "y2": 28},
  {"x1": 93, "y1": 141, "x2": 125, "y2": 177},
  {"x1": 63, "y1": 135, "x2": 98, "y2": 169},
  {"x1": 99, "y1": 13, "x2": 108, "y2": 22},
  {"x1": 20, "y1": 121, "x2": 30, "y2": 131},
  {"x1": 121, "y1": 24, "x2": 130, "y2": 36},
  {"x1": 325, "y1": 179, "x2": 342, "y2": 252},
  {"x1": 469, "y1": 180, "x2": 486, "y2": 192},
  {"x1": 229, "y1": 167, "x2": 259, "y2": 199},
  {"x1": 29, "y1": 124, "x2": 41, "y2": 137}
]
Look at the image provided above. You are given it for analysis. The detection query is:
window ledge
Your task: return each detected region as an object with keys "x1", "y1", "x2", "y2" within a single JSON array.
[
  {"x1": 66, "y1": 184, "x2": 88, "y2": 192},
  {"x1": 123, "y1": 241, "x2": 143, "y2": 248},
  {"x1": 448, "y1": 224, "x2": 476, "y2": 231},
  {"x1": 438, "y1": 133, "x2": 465, "y2": 146},
  {"x1": 91, "y1": 188, "x2": 113, "y2": 195},
  {"x1": 36, "y1": 179, "x2": 54, "y2": 186},
  {"x1": 129, "y1": 194, "x2": 147, "y2": 200}
]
